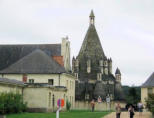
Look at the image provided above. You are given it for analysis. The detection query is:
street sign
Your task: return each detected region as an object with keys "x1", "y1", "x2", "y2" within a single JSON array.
[
  {"x1": 56, "y1": 99, "x2": 64, "y2": 118},
  {"x1": 57, "y1": 99, "x2": 64, "y2": 107},
  {"x1": 106, "y1": 97, "x2": 110, "y2": 103}
]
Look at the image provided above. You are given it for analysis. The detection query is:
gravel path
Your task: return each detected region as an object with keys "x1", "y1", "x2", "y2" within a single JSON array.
[{"x1": 103, "y1": 112, "x2": 152, "y2": 118}]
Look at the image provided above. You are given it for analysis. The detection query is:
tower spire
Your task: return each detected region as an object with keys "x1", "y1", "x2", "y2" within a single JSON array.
[{"x1": 89, "y1": 10, "x2": 95, "y2": 25}]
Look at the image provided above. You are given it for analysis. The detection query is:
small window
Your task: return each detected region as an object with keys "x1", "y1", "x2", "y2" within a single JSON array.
[
  {"x1": 29, "y1": 79, "x2": 34, "y2": 83},
  {"x1": 48, "y1": 79, "x2": 54, "y2": 85}
]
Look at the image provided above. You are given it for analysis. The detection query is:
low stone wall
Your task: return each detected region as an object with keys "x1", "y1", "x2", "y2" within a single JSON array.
[{"x1": 74, "y1": 101, "x2": 126, "y2": 111}]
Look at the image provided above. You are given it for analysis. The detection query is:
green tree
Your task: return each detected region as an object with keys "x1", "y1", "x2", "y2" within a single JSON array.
[
  {"x1": 0, "y1": 92, "x2": 27, "y2": 114},
  {"x1": 66, "y1": 99, "x2": 71, "y2": 111},
  {"x1": 146, "y1": 94, "x2": 154, "y2": 115},
  {"x1": 126, "y1": 87, "x2": 140, "y2": 104}
]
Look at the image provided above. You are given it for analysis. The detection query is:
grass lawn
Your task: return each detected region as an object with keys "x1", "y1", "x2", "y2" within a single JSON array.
[{"x1": 6, "y1": 110, "x2": 110, "y2": 118}]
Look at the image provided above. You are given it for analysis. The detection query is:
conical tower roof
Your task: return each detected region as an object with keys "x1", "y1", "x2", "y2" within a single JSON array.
[
  {"x1": 77, "y1": 10, "x2": 106, "y2": 81},
  {"x1": 90, "y1": 10, "x2": 95, "y2": 17},
  {"x1": 78, "y1": 11, "x2": 105, "y2": 61},
  {"x1": 115, "y1": 68, "x2": 121, "y2": 75}
]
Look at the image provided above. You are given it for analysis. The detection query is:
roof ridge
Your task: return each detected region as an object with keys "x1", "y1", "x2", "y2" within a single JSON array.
[
  {"x1": 0, "y1": 43, "x2": 61, "y2": 46},
  {"x1": 0, "y1": 49, "x2": 65, "y2": 74}
]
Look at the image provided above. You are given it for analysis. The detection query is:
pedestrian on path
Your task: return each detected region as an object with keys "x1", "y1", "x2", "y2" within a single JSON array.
[
  {"x1": 90, "y1": 99, "x2": 95, "y2": 112},
  {"x1": 128, "y1": 105, "x2": 135, "y2": 118},
  {"x1": 115, "y1": 102, "x2": 121, "y2": 118},
  {"x1": 137, "y1": 101, "x2": 143, "y2": 117}
]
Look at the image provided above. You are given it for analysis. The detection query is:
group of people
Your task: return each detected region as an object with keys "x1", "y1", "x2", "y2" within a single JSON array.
[
  {"x1": 116, "y1": 101, "x2": 144, "y2": 118},
  {"x1": 90, "y1": 99, "x2": 144, "y2": 118}
]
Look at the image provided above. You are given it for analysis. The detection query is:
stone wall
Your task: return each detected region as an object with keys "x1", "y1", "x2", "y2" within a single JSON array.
[
  {"x1": 74, "y1": 101, "x2": 126, "y2": 111},
  {"x1": 0, "y1": 73, "x2": 76, "y2": 112},
  {"x1": 141, "y1": 87, "x2": 154, "y2": 105},
  {"x1": 0, "y1": 83, "x2": 23, "y2": 94}
]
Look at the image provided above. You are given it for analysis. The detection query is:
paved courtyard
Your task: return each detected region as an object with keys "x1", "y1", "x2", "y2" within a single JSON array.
[{"x1": 103, "y1": 112, "x2": 152, "y2": 118}]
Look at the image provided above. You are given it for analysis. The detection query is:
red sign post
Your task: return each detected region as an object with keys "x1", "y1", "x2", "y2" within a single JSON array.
[{"x1": 56, "y1": 99, "x2": 65, "y2": 118}]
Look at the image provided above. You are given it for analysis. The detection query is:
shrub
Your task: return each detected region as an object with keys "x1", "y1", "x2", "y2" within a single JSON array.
[
  {"x1": 0, "y1": 92, "x2": 27, "y2": 114},
  {"x1": 146, "y1": 93, "x2": 154, "y2": 115},
  {"x1": 66, "y1": 99, "x2": 71, "y2": 111}
]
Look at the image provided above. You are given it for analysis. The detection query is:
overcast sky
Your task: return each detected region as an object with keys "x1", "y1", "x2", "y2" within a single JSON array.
[{"x1": 0, "y1": 0, "x2": 154, "y2": 86}]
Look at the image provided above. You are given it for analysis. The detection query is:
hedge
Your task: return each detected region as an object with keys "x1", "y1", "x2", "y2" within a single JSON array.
[{"x1": 0, "y1": 92, "x2": 27, "y2": 114}]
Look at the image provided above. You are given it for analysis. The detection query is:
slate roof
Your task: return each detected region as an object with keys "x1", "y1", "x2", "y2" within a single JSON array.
[
  {"x1": 0, "y1": 44, "x2": 61, "y2": 70},
  {"x1": 115, "y1": 68, "x2": 121, "y2": 74},
  {"x1": 78, "y1": 24, "x2": 105, "y2": 60},
  {"x1": 90, "y1": 10, "x2": 95, "y2": 17},
  {"x1": 0, "y1": 77, "x2": 24, "y2": 86},
  {"x1": 142, "y1": 72, "x2": 154, "y2": 87},
  {"x1": 0, "y1": 49, "x2": 65, "y2": 74},
  {"x1": 77, "y1": 12, "x2": 106, "y2": 81},
  {"x1": 102, "y1": 74, "x2": 116, "y2": 81}
]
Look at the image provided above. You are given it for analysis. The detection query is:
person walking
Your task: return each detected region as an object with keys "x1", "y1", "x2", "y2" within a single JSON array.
[
  {"x1": 137, "y1": 101, "x2": 143, "y2": 117},
  {"x1": 128, "y1": 105, "x2": 135, "y2": 118},
  {"x1": 115, "y1": 102, "x2": 121, "y2": 118},
  {"x1": 90, "y1": 99, "x2": 95, "y2": 112}
]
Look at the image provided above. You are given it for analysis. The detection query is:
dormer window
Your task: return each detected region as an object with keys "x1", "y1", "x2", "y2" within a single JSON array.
[{"x1": 87, "y1": 60, "x2": 91, "y2": 73}]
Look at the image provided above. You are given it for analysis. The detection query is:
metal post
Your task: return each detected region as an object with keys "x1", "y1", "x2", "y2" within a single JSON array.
[
  {"x1": 56, "y1": 108, "x2": 60, "y2": 118},
  {"x1": 56, "y1": 101, "x2": 61, "y2": 118}
]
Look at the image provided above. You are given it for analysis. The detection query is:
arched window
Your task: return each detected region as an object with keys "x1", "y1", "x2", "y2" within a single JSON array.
[
  {"x1": 49, "y1": 92, "x2": 51, "y2": 107},
  {"x1": 52, "y1": 94, "x2": 55, "y2": 108}
]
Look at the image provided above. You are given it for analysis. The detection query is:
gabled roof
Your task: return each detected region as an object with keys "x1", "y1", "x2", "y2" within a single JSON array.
[
  {"x1": 0, "y1": 49, "x2": 65, "y2": 74},
  {"x1": 0, "y1": 44, "x2": 61, "y2": 70},
  {"x1": 0, "y1": 77, "x2": 24, "y2": 86},
  {"x1": 142, "y1": 72, "x2": 154, "y2": 87}
]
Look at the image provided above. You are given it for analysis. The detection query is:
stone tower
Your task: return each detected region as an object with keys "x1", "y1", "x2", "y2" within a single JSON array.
[
  {"x1": 73, "y1": 10, "x2": 124, "y2": 101},
  {"x1": 75, "y1": 10, "x2": 106, "y2": 82},
  {"x1": 115, "y1": 68, "x2": 121, "y2": 83}
]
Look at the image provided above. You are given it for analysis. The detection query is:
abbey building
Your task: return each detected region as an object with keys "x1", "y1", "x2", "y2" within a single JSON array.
[
  {"x1": 72, "y1": 10, "x2": 124, "y2": 101},
  {"x1": 0, "y1": 10, "x2": 124, "y2": 112}
]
